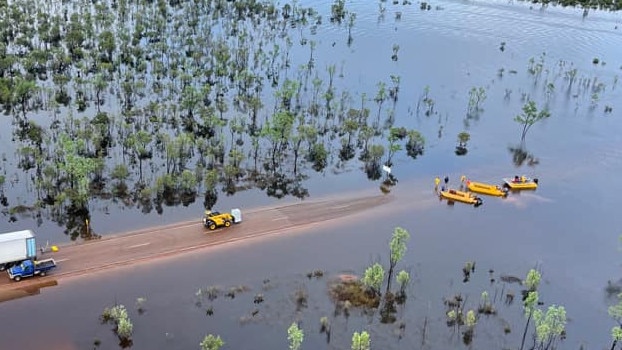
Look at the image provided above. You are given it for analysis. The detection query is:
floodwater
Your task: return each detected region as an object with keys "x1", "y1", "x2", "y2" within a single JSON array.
[{"x1": 1, "y1": 0, "x2": 622, "y2": 348}]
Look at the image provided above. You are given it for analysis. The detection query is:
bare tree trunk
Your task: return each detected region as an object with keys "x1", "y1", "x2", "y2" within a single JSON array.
[{"x1": 520, "y1": 312, "x2": 532, "y2": 350}]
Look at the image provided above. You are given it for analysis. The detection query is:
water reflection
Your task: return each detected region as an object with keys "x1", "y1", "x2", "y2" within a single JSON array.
[
  {"x1": 508, "y1": 145, "x2": 540, "y2": 168},
  {"x1": 0, "y1": 279, "x2": 58, "y2": 304}
]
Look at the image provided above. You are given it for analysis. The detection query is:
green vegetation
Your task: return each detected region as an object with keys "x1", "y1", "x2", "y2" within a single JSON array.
[
  {"x1": 287, "y1": 322, "x2": 304, "y2": 350},
  {"x1": 363, "y1": 262, "x2": 385, "y2": 297},
  {"x1": 455, "y1": 131, "x2": 470, "y2": 156},
  {"x1": 351, "y1": 331, "x2": 371, "y2": 350},
  {"x1": 100, "y1": 304, "x2": 134, "y2": 348},
  {"x1": 200, "y1": 334, "x2": 224, "y2": 350},
  {"x1": 514, "y1": 100, "x2": 551, "y2": 143},
  {"x1": 0, "y1": 0, "x2": 430, "y2": 238},
  {"x1": 0, "y1": 0, "x2": 616, "y2": 237},
  {"x1": 608, "y1": 293, "x2": 622, "y2": 349},
  {"x1": 93, "y1": 226, "x2": 580, "y2": 349}
]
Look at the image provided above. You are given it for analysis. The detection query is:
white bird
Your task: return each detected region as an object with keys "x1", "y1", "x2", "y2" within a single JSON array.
[{"x1": 382, "y1": 165, "x2": 391, "y2": 174}]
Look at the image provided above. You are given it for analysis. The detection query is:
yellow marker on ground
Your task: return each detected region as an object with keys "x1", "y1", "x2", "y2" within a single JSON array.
[{"x1": 51, "y1": 246, "x2": 59, "y2": 252}]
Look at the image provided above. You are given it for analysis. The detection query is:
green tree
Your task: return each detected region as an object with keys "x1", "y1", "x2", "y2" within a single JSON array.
[
  {"x1": 456, "y1": 131, "x2": 470, "y2": 155},
  {"x1": 14, "y1": 77, "x2": 38, "y2": 116},
  {"x1": 457, "y1": 132, "x2": 470, "y2": 148},
  {"x1": 386, "y1": 227, "x2": 410, "y2": 293},
  {"x1": 374, "y1": 81, "x2": 387, "y2": 123},
  {"x1": 463, "y1": 309, "x2": 478, "y2": 345},
  {"x1": 467, "y1": 86, "x2": 487, "y2": 116},
  {"x1": 101, "y1": 304, "x2": 133, "y2": 342},
  {"x1": 65, "y1": 13, "x2": 85, "y2": 56},
  {"x1": 351, "y1": 331, "x2": 371, "y2": 350},
  {"x1": 533, "y1": 305, "x2": 567, "y2": 349},
  {"x1": 405, "y1": 130, "x2": 425, "y2": 159},
  {"x1": 200, "y1": 334, "x2": 224, "y2": 350},
  {"x1": 524, "y1": 268, "x2": 541, "y2": 292},
  {"x1": 92, "y1": 74, "x2": 108, "y2": 112},
  {"x1": 363, "y1": 262, "x2": 385, "y2": 297},
  {"x1": 520, "y1": 291, "x2": 539, "y2": 350},
  {"x1": 287, "y1": 322, "x2": 304, "y2": 350},
  {"x1": 396, "y1": 270, "x2": 410, "y2": 296},
  {"x1": 57, "y1": 134, "x2": 101, "y2": 206},
  {"x1": 608, "y1": 293, "x2": 622, "y2": 350},
  {"x1": 386, "y1": 128, "x2": 404, "y2": 166},
  {"x1": 127, "y1": 130, "x2": 153, "y2": 182},
  {"x1": 514, "y1": 100, "x2": 550, "y2": 143},
  {"x1": 98, "y1": 30, "x2": 116, "y2": 62}
]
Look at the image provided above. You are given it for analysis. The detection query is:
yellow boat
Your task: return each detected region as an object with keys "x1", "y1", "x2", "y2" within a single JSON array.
[
  {"x1": 466, "y1": 180, "x2": 509, "y2": 197},
  {"x1": 439, "y1": 188, "x2": 483, "y2": 206},
  {"x1": 502, "y1": 176, "x2": 538, "y2": 190}
]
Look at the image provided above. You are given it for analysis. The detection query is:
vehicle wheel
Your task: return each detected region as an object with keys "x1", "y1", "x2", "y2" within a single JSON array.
[
  {"x1": 208, "y1": 222, "x2": 216, "y2": 230},
  {"x1": 14, "y1": 276, "x2": 21, "y2": 282},
  {"x1": 0, "y1": 265, "x2": 5, "y2": 271},
  {"x1": 224, "y1": 220, "x2": 231, "y2": 227},
  {"x1": 40, "y1": 271, "x2": 46, "y2": 277}
]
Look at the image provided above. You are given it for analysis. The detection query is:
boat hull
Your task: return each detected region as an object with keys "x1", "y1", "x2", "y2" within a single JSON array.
[
  {"x1": 467, "y1": 181, "x2": 508, "y2": 197},
  {"x1": 502, "y1": 177, "x2": 538, "y2": 190},
  {"x1": 439, "y1": 189, "x2": 483, "y2": 206}
]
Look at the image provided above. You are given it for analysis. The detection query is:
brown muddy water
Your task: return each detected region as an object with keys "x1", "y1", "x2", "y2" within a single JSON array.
[{"x1": 0, "y1": 0, "x2": 621, "y2": 349}]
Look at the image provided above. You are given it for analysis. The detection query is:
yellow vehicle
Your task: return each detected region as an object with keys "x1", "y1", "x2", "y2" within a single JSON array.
[
  {"x1": 502, "y1": 176, "x2": 538, "y2": 190},
  {"x1": 202, "y1": 210, "x2": 240, "y2": 230},
  {"x1": 465, "y1": 179, "x2": 509, "y2": 197},
  {"x1": 439, "y1": 188, "x2": 483, "y2": 206}
]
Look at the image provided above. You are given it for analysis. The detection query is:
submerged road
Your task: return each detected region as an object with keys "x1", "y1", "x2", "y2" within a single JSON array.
[{"x1": 0, "y1": 193, "x2": 393, "y2": 298}]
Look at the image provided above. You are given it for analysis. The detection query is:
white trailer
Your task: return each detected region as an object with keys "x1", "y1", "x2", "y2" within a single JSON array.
[
  {"x1": 231, "y1": 208, "x2": 242, "y2": 223},
  {"x1": 0, "y1": 230, "x2": 37, "y2": 271}
]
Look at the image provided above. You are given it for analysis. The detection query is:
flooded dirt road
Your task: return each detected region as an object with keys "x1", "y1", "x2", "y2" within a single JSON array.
[{"x1": 0, "y1": 193, "x2": 393, "y2": 292}]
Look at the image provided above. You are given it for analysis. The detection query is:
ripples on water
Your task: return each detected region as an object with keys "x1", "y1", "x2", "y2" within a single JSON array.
[
  {"x1": 316, "y1": 0, "x2": 622, "y2": 60},
  {"x1": 1, "y1": 2, "x2": 622, "y2": 347}
]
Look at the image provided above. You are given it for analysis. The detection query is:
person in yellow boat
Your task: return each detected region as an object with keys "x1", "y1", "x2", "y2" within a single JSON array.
[{"x1": 521, "y1": 175, "x2": 526, "y2": 183}]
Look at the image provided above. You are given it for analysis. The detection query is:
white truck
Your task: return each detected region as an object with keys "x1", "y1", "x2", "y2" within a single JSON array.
[{"x1": 0, "y1": 230, "x2": 38, "y2": 271}]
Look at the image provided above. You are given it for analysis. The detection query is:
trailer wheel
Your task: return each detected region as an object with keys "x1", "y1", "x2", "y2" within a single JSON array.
[
  {"x1": 13, "y1": 276, "x2": 21, "y2": 282},
  {"x1": 224, "y1": 220, "x2": 231, "y2": 227},
  {"x1": 40, "y1": 271, "x2": 46, "y2": 277}
]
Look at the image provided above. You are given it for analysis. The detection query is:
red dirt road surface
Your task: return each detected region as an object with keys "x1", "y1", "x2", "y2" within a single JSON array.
[{"x1": 0, "y1": 193, "x2": 393, "y2": 298}]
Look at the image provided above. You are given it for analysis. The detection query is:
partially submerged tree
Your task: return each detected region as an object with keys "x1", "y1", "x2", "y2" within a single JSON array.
[
  {"x1": 287, "y1": 322, "x2": 304, "y2": 350},
  {"x1": 463, "y1": 309, "x2": 477, "y2": 345},
  {"x1": 100, "y1": 304, "x2": 134, "y2": 348},
  {"x1": 396, "y1": 270, "x2": 410, "y2": 297},
  {"x1": 363, "y1": 262, "x2": 385, "y2": 298},
  {"x1": 608, "y1": 293, "x2": 622, "y2": 350},
  {"x1": 455, "y1": 131, "x2": 470, "y2": 156},
  {"x1": 467, "y1": 86, "x2": 486, "y2": 118},
  {"x1": 532, "y1": 305, "x2": 567, "y2": 350},
  {"x1": 200, "y1": 334, "x2": 224, "y2": 350},
  {"x1": 524, "y1": 268, "x2": 542, "y2": 292},
  {"x1": 514, "y1": 100, "x2": 550, "y2": 143},
  {"x1": 520, "y1": 291, "x2": 539, "y2": 350},
  {"x1": 351, "y1": 331, "x2": 371, "y2": 350},
  {"x1": 386, "y1": 227, "x2": 410, "y2": 294}
]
